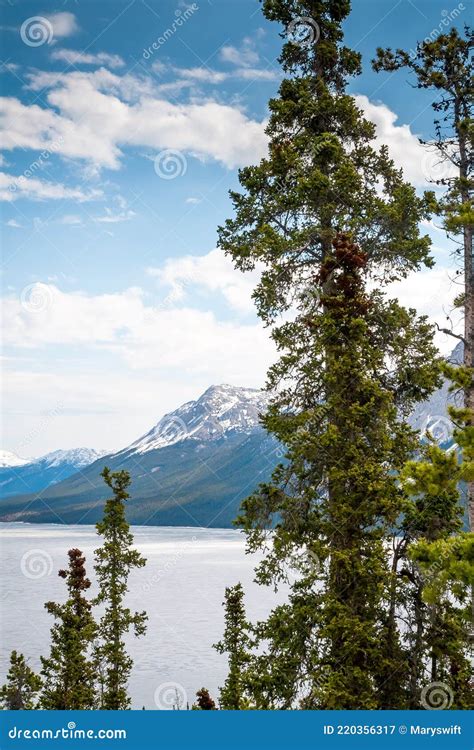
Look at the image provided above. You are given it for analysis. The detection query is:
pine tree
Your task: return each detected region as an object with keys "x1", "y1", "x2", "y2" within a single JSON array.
[
  {"x1": 93, "y1": 467, "x2": 147, "y2": 710},
  {"x1": 373, "y1": 26, "x2": 474, "y2": 530},
  {"x1": 401, "y1": 363, "x2": 474, "y2": 709},
  {"x1": 40, "y1": 548, "x2": 96, "y2": 709},
  {"x1": 214, "y1": 584, "x2": 253, "y2": 709},
  {"x1": 0, "y1": 652, "x2": 41, "y2": 710},
  {"x1": 218, "y1": 0, "x2": 442, "y2": 708},
  {"x1": 193, "y1": 688, "x2": 217, "y2": 710}
]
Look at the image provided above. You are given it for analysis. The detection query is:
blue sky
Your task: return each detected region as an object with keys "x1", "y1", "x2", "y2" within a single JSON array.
[{"x1": 1, "y1": 0, "x2": 467, "y2": 456}]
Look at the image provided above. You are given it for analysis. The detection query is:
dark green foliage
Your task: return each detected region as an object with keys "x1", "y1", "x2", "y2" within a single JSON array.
[
  {"x1": 217, "y1": 0, "x2": 443, "y2": 709},
  {"x1": 374, "y1": 26, "x2": 474, "y2": 530},
  {"x1": 0, "y1": 431, "x2": 276, "y2": 527},
  {"x1": 401, "y1": 364, "x2": 474, "y2": 709},
  {"x1": 0, "y1": 652, "x2": 41, "y2": 710},
  {"x1": 40, "y1": 548, "x2": 97, "y2": 709},
  {"x1": 93, "y1": 468, "x2": 147, "y2": 710},
  {"x1": 214, "y1": 584, "x2": 254, "y2": 709}
]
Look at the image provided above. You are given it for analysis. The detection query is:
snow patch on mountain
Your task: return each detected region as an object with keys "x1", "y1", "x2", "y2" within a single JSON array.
[
  {"x1": 37, "y1": 448, "x2": 109, "y2": 468},
  {"x1": 126, "y1": 384, "x2": 270, "y2": 455},
  {"x1": 0, "y1": 448, "x2": 108, "y2": 470},
  {"x1": 0, "y1": 450, "x2": 30, "y2": 468}
]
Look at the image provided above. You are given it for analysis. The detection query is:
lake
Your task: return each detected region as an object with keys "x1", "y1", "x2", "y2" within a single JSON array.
[{"x1": 0, "y1": 523, "x2": 285, "y2": 709}]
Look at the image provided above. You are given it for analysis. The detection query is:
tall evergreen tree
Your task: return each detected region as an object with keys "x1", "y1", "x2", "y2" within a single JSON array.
[
  {"x1": 94, "y1": 468, "x2": 147, "y2": 710},
  {"x1": 214, "y1": 583, "x2": 253, "y2": 709},
  {"x1": 0, "y1": 652, "x2": 41, "y2": 710},
  {"x1": 40, "y1": 548, "x2": 97, "y2": 709},
  {"x1": 400, "y1": 363, "x2": 474, "y2": 709},
  {"x1": 373, "y1": 27, "x2": 474, "y2": 529},
  {"x1": 218, "y1": 0, "x2": 441, "y2": 708}
]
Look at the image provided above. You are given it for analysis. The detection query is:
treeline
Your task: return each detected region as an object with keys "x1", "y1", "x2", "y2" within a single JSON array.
[
  {"x1": 211, "y1": 0, "x2": 473, "y2": 710},
  {"x1": 2, "y1": 0, "x2": 473, "y2": 712},
  {"x1": 1, "y1": 469, "x2": 147, "y2": 711}
]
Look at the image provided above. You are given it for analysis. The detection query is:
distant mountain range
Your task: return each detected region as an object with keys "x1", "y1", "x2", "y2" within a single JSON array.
[
  {"x1": 0, "y1": 385, "x2": 277, "y2": 526},
  {"x1": 0, "y1": 346, "x2": 462, "y2": 527},
  {"x1": 0, "y1": 448, "x2": 109, "y2": 498}
]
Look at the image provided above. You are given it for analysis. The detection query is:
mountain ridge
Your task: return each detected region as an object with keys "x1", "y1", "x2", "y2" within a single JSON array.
[{"x1": 0, "y1": 360, "x2": 461, "y2": 525}]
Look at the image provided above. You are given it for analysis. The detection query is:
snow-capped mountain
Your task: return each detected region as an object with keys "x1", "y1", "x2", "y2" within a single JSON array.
[
  {"x1": 0, "y1": 386, "x2": 274, "y2": 526},
  {"x1": 37, "y1": 448, "x2": 108, "y2": 468},
  {"x1": 0, "y1": 447, "x2": 109, "y2": 499},
  {"x1": 0, "y1": 450, "x2": 30, "y2": 468},
  {"x1": 126, "y1": 384, "x2": 270, "y2": 455},
  {"x1": 0, "y1": 356, "x2": 464, "y2": 527}
]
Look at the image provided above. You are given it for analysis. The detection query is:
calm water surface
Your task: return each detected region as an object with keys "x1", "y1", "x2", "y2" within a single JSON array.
[{"x1": 0, "y1": 523, "x2": 285, "y2": 709}]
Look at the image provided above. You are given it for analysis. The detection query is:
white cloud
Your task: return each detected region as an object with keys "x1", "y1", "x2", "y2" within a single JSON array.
[
  {"x1": 59, "y1": 214, "x2": 83, "y2": 225},
  {"x1": 1, "y1": 70, "x2": 268, "y2": 171},
  {"x1": 0, "y1": 172, "x2": 103, "y2": 202},
  {"x1": 6, "y1": 218, "x2": 22, "y2": 227},
  {"x1": 147, "y1": 248, "x2": 261, "y2": 314},
  {"x1": 2, "y1": 282, "x2": 274, "y2": 378},
  {"x1": 355, "y1": 94, "x2": 456, "y2": 188},
  {"x1": 94, "y1": 208, "x2": 136, "y2": 223},
  {"x1": 220, "y1": 37, "x2": 260, "y2": 67},
  {"x1": 153, "y1": 63, "x2": 279, "y2": 85},
  {"x1": 384, "y1": 264, "x2": 463, "y2": 354},
  {"x1": 2, "y1": 366, "x2": 236, "y2": 455},
  {"x1": 51, "y1": 48, "x2": 125, "y2": 68},
  {"x1": 1, "y1": 71, "x2": 447, "y2": 183},
  {"x1": 45, "y1": 12, "x2": 79, "y2": 39}
]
